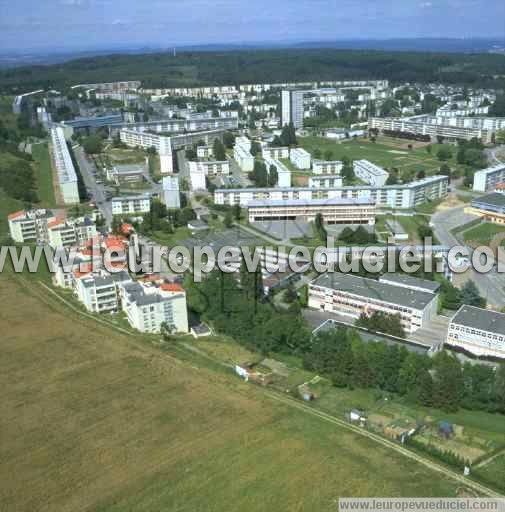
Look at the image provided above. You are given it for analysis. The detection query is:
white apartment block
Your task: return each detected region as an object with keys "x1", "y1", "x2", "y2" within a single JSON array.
[
  {"x1": 51, "y1": 126, "x2": 80, "y2": 204},
  {"x1": 234, "y1": 138, "x2": 254, "y2": 172},
  {"x1": 214, "y1": 175, "x2": 448, "y2": 209},
  {"x1": 248, "y1": 197, "x2": 375, "y2": 225},
  {"x1": 74, "y1": 271, "x2": 132, "y2": 314},
  {"x1": 121, "y1": 117, "x2": 238, "y2": 134},
  {"x1": 353, "y1": 160, "x2": 389, "y2": 187},
  {"x1": 446, "y1": 305, "x2": 505, "y2": 359},
  {"x1": 308, "y1": 175, "x2": 343, "y2": 188},
  {"x1": 119, "y1": 281, "x2": 189, "y2": 334},
  {"x1": 188, "y1": 162, "x2": 207, "y2": 191},
  {"x1": 262, "y1": 146, "x2": 290, "y2": 159},
  {"x1": 281, "y1": 90, "x2": 305, "y2": 129},
  {"x1": 263, "y1": 156, "x2": 291, "y2": 188},
  {"x1": 369, "y1": 116, "x2": 494, "y2": 143},
  {"x1": 197, "y1": 145, "x2": 214, "y2": 159},
  {"x1": 119, "y1": 129, "x2": 173, "y2": 173},
  {"x1": 473, "y1": 164, "x2": 505, "y2": 192},
  {"x1": 111, "y1": 195, "x2": 151, "y2": 215},
  {"x1": 162, "y1": 176, "x2": 180, "y2": 209},
  {"x1": 47, "y1": 217, "x2": 97, "y2": 249},
  {"x1": 290, "y1": 147, "x2": 311, "y2": 170},
  {"x1": 7, "y1": 209, "x2": 55, "y2": 243},
  {"x1": 312, "y1": 160, "x2": 343, "y2": 175},
  {"x1": 308, "y1": 273, "x2": 438, "y2": 334}
]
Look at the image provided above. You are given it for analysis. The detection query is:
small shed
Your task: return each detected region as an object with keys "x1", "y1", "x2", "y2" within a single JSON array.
[
  {"x1": 438, "y1": 421, "x2": 454, "y2": 439},
  {"x1": 349, "y1": 409, "x2": 366, "y2": 423}
]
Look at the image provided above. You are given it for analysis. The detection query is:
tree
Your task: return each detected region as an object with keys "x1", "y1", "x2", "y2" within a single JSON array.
[
  {"x1": 160, "y1": 321, "x2": 175, "y2": 341},
  {"x1": 268, "y1": 164, "x2": 278, "y2": 187},
  {"x1": 82, "y1": 135, "x2": 103, "y2": 154},
  {"x1": 223, "y1": 210, "x2": 233, "y2": 228},
  {"x1": 496, "y1": 364, "x2": 505, "y2": 413},
  {"x1": 223, "y1": 131, "x2": 235, "y2": 148},
  {"x1": 313, "y1": 148, "x2": 322, "y2": 159},
  {"x1": 417, "y1": 369, "x2": 434, "y2": 407},
  {"x1": 233, "y1": 204, "x2": 241, "y2": 221},
  {"x1": 250, "y1": 140, "x2": 262, "y2": 157},
  {"x1": 324, "y1": 149, "x2": 334, "y2": 161},
  {"x1": 314, "y1": 213, "x2": 327, "y2": 242},
  {"x1": 460, "y1": 280, "x2": 486, "y2": 308},
  {"x1": 432, "y1": 351, "x2": 464, "y2": 412},
  {"x1": 496, "y1": 129, "x2": 505, "y2": 145},
  {"x1": 437, "y1": 147, "x2": 452, "y2": 161},
  {"x1": 213, "y1": 138, "x2": 226, "y2": 160},
  {"x1": 417, "y1": 224, "x2": 434, "y2": 241}
]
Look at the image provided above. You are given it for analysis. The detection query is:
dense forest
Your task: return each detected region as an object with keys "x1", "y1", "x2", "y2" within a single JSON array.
[{"x1": 2, "y1": 48, "x2": 505, "y2": 94}]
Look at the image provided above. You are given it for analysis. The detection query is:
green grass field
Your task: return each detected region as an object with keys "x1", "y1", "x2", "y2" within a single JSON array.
[
  {"x1": 31, "y1": 143, "x2": 56, "y2": 207},
  {"x1": 0, "y1": 189, "x2": 23, "y2": 237},
  {"x1": 474, "y1": 454, "x2": 505, "y2": 492},
  {"x1": 0, "y1": 267, "x2": 475, "y2": 511},
  {"x1": 299, "y1": 136, "x2": 463, "y2": 181},
  {"x1": 463, "y1": 223, "x2": 505, "y2": 245}
]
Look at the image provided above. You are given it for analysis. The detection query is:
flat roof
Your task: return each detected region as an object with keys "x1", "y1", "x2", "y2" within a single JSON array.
[
  {"x1": 471, "y1": 193, "x2": 505, "y2": 208},
  {"x1": 311, "y1": 272, "x2": 437, "y2": 310},
  {"x1": 451, "y1": 305, "x2": 505, "y2": 335},
  {"x1": 248, "y1": 197, "x2": 375, "y2": 208},
  {"x1": 379, "y1": 273, "x2": 441, "y2": 293}
]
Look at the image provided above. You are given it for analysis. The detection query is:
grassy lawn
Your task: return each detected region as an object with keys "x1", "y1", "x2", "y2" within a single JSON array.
[
  {"x1": 376, "y1": 214, "x2": 438, "y2": 244},
  {"x1": 298, "y1": 136, "x2": 464, "y2": 179},
  {"x1": 0, "y1": 270, "x2": 467, "y2": 511},
  {"x1": 151, "y1": 226, "x2": 192, "y2": 247},
  {"x1": 31, "y1": 143, "x2": 56, "y2": 207},
  {"x1": 462, "y1": 222, "x2": 505, "y2": 245},
  {"x1": 0, "y1": 189, "x2": 23, "y2": 237},
  {"x1": 474, "y1": 454, "x2": 505, "y2": 492}
]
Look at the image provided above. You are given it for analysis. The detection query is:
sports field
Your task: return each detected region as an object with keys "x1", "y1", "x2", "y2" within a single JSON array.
[
  {"x1": 0, "y1": 269, "x2": 471, "y2": 511},
  {"x1": 463, "y1": 222, "x2": 505, "y2": 246}
]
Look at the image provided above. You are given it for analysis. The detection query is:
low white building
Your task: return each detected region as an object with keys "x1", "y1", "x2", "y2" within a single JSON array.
[
  {"x1": 234, "y1": 138, "x2": 254, "y2": 172},
  {"x1": 263, "y1": 156, "x2": 291, "y2": 188},
  {"x1": 197, "y1": 145, "x2": 214, "y2": 159},
  {"x1": 308, "y1": 273, "x2": 438, "y2": 334},
  {"x1": 312, "y1": 160, "x2": 343, "y2": 175},
  {"x1": 473, "y1": 164, "x2": 505, "y2": 192},
  {"x1": 290, "y1": 147, "x2": 311, "y2": 169},
  {"x1": 47, "y1": 217, "x2": 97, "y2": 249},
  {"x1": 188, "y1": 161, "x2": 208, "y2": 190},
  {"x1": 446, "y1": 305, "x2": 505, "y2": 359},
  {"x1": 308, "y1": 175, "x2": 343, "y2": 188},
  {"x1": 119, "y1": 280, "x2": 189, "y2": 334},
  {"x1": 353, "y1": 160, "x2": 389, "y2": 187},
  {"x1": 111, "y1": 195, "x2": 151, "y2": 216},
  {"x1": 262, "y1": 146, "x2": 290, "y2": 159},
  {"x1": 162, "y1": 176, "x2": 180, "y2": 209}
]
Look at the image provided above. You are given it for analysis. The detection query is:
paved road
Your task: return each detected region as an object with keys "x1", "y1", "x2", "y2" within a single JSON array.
[
  {"x1": 75, "y1": 146, "x2": 113, "y2": 226},
  {"x1": 432, "y1": 203, "x2": 505, "y2": 307}
]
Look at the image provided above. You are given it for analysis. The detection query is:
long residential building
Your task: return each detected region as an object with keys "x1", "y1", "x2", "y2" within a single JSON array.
[
  {"x1": 308, "y1": 175, "x2": 343, "y2": 188},
  {"x1": 472, "y1": 164, "x2": 505, "y2": 192},
  {"x1": 290, "y1": 147, "x2": 311, "y2": 169},
  {"x1": 262, "y1": 146, "x2": 290, "y2": 159},
  {"x1": 111, "y1": 195, "x2": 151, "y2": 216},
  {"x1": 214, "y1": 175, "x2": 448, "y2": 209},
  {"x1": 51, "y1": 126, "x2": 80, "y2": 204},
  {"x1": 263, "y1": 156, "x2": 291, "y2": 187},
  {"x1": 353, "y1": 159, "x2": 389, "y2": 187},
  {"x1": 247, "y1": 197, "x2": 375, "y2": 224},
  {"x1": 369, "y1": 115, "x2": 494, "y2": 143},
  {"x1": 234, "y1": 137, "x2": 254, "y2": 172},
  {"x1": 119, "y1": 116, "x2": 238, "y2": 135},
  {"x1": 465, "y1": 193, "x2": 505, "y2": 224},
  {"x1": 446, "y1": 305, "x2": 505, "y2": 359},
  {"x1": 308, "y1": 273, "x2": 439, "y2": 334}
]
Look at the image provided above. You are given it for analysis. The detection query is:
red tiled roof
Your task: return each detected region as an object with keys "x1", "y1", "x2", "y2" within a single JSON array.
[
  {"x1": 7, "y1": 210, "x2": 26, "y2": 221},
  {"x1": 160, "y1": 283, "x2": 184, "y2": 293},
  {"x1": 47, "y1": 217, "x2": 66, "y2": 229},
  {"x1": 121, "y1": 223, "x2": 134, "y2": 235},
  {"x1": 496, "y1": 183, "x2": 505, "y2": 190},
  {"x1": 141, "y1": 274, "x2": 161, "y2": 282}
]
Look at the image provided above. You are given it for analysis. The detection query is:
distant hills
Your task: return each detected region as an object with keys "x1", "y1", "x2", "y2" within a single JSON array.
[{"x1": 1, "y1": 38, "x2": 504, "y2": 69}]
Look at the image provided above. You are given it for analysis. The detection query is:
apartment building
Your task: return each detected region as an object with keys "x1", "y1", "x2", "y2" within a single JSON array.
[
  {"x1": 188, "y1": 162, "x2": 207, "y2": 191},
  {"x1": 446, "y1": 305, "x2": 505, "y2": 359},
  {"x1": 290, "y1": 147, "x2": 311, "y2": 170},
  {"x1": 119, "y1": 281, "x2": 189, "y2": 334},
  {"x1": 308, "y1": 175, "x2": 343, "y2": 188},
  {"x1": 120, "y1": 117, "x2": 238, "y2": 135},
  {"x1": 369, "y1": 116, "x2": 492, "y2": 143},
  {"x1": 263, "y1": 156, "x2": 291, "y2": 188},
  {"x1": 281, "y1": 89, "x2": 305, "y2": 128},
  {"x1": 262, "y1": 146, "x2": 290, "y2": 159},
  {"x1": 7, "y1": 209, "x2": 55, "y2": 243},
  {"x1": 74, "y1": 271, "x2": 132, "y2": 314},
  {"x1": 47, "y1": 217, "x2": 97, "y2": 249},
  {"x1": 197, "y1": 145, "x2": 214, "y2": 159},
  {"x1": 353, "y1": 160, "x2": 389, "y2": 187},
  {"x1": 197, "y1": 160, "x2": 230, "y2": 176},
  {"x1": 162, "y1": 176, "x2": 180, "y2": 209},
  {"x1": 106, "y1": 163, "x2": 145, "y2": 186},
  {"x1": 472, "y1": 164, "x2": 505, "y2": 192},
  {"x1": 214, "y1": 175, "x2": 448, "y2": 209},
  {"x1": 248, "y1": 197, "x2": 376, "y2": 224},
  {"x1": 312, "y1": 160, "x2": 343, "y2": 175},
  {"x1": 465, "y1": 193, "x2": 505, "y2": 224},
  {"x1": 234, "y1": 137, "x2": 254, "y2": 172},
  {"x1": 111, "y1": 195, "x2": 151, "y2": 215},
  {"x1": 51, "y1": 126, "x2": 80, "y2": 204},
  {"x1": 308, "y1": 273, "x2": 438, "y2": 334}
]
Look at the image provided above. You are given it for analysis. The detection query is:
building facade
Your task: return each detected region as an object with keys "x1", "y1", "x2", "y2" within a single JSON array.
[
  {"x1": 111, "y1": 195, "x2": 151, "y2": 215},
  {"x1": 353, "y1": 159, "x2": 389, "y2": 187}
]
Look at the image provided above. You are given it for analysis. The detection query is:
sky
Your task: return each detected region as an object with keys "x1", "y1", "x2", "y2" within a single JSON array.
[{"x1": 1, "y1": 0, "x2": 504, "y2": 53}]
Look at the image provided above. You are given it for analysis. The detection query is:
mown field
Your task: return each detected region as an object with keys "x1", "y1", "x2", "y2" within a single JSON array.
[
  {"x1": 0, "y1": 270, "x2": 469, "y2": 512},
  {"x1": 463, "y1": 222, "x2": 505, "y2": 246},
  {"x1": 299, "y1": 136, "x2": 463, "y2": 179}
]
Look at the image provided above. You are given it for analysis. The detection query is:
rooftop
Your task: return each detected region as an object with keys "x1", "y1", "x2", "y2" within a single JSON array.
[
  {"x1": 379, "y1": 273, "x2": 441, "y2": 293},
  {"x1": 311, "y1": 272, "x2": 437, "y2": 310},
  {"x1": 471, "y1": 193, "x2": 505, "y2": 208},
  {"x1": 248, "y1": 197, "x2": 375, "y2": 208},
  {"x1": 451, "y1": 305, "x2": 505, "y2": 335}
]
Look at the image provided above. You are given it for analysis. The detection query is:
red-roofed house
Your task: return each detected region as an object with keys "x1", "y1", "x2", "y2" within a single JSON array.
[{"x1": 7, "y1": 208, "x2": 55, "y2": 243}]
